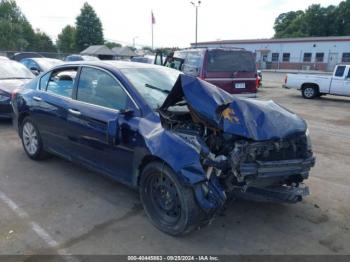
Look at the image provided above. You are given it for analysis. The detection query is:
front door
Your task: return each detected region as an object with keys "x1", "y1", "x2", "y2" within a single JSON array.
[
  {"x1": 330, "y1": 65, "x2": 347, "y2": 95},
  {"x1": 328, "y1": 53, "x2": 338, "y2": 71},
  {"x1": 67, "y1": 66, "x2": 138, "y2": 183}
]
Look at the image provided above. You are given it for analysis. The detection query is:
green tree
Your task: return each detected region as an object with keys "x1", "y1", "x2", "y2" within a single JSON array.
[
  {"x1": 0, "y1": 0, "x2": 36, "y2": 50},
  {"x1": 75, "y1": 2, "x2": 104, "y2": 51},
  {"x1": 57, "y1": 25, "x2": 76, "y2": 53},
  {"x1": 273, "y1": 0, "x2": 350, "y2": 38},
  {"x1": 34, "y1": 30, "x2": 56, "y2": 52},
  {"x1": 274, "y1": 11, "x2": 305, "y2": 38},
  {"x1": 335, "y1": 0, "x2": 350, "y2": 35},
  {"x1": 105, "y1": 41, "x2": 121, "y2": 49}
]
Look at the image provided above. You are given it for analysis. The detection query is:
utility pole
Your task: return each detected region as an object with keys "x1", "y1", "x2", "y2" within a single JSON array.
[
  {"x1": 190, "y1": 1, "x2": 201, "y2": 47},
  {"x1": 132, "y1": 36, "x2": 138, "y2": 48}
]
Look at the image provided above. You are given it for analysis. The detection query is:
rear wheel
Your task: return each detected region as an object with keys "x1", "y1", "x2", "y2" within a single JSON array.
[
  {"x1": 21, "y1": 117, "x2": 49, "y2": 160},
  {"x1": 139, "y1": 162, "x2": 203, "y2": 236},
  {"x1": 302, "y1": 85, "x2": 318, "y2": 99}
]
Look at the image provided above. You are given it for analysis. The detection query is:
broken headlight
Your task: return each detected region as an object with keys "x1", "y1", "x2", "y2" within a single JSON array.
[{"x1": 305, "y1": 128, "x2": 312, "y2": 151}]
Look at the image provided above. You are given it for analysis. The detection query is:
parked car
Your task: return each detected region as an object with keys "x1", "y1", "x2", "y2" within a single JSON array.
[
  {"x1": 65, "y1": 54, "x2": 100, "y2": 62},
  {"x1": 131, "y1": 55, "x2": 156, "y2": 64},
  {"x1": 20, "y1": 58, "x2": 63, "y2": 75},
  {"x1": 164, "y1": 48, "x2": 259, "y2": 97},
  {"x1": 0, "y1": 60, "x2": 34, "y2": 119},
  {"x1": 283, "y1": 64, "x2": 350, "y2": 98},
  {"x1": 12, "y1": 52, "x2": 43, "y2": 62},
  {"x1": 12, "y1": 61, "x2": 315, "y2": 235}
]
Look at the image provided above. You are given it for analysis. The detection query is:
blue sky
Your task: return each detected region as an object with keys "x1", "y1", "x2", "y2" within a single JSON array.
[{"x1": 16, "y1": 0, "x2": 343, "y2": 48}]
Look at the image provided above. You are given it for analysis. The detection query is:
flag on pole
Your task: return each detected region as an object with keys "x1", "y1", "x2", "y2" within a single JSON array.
[{"x1": 151, "y1": 11, "x2": 156, "y2": 24}]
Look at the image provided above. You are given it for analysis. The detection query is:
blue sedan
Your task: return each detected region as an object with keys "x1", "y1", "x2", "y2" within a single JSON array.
[{"x1": 12, "y1": 61, "x2": 315, "y2": 235}]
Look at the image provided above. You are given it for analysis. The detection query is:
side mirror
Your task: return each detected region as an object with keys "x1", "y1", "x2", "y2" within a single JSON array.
[
  {"x1": 107, "y1": 118, "x2": 120, "y2": 145},
  {"x1": 120, "y1": 108, "x2": 134, "y2": 119},
  {"x1": 30, "y1": 67, "x2": 40, "y2": 76}
]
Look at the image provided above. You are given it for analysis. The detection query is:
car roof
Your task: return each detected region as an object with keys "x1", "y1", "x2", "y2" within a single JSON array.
[{"x1": 27, "y1": 57, "x2": 62, "y2": 62}]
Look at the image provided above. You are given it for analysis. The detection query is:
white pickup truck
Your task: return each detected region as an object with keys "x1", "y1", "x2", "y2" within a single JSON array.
[{"x1": 283, "y1": 64, "x2": 350, "y2": 99}]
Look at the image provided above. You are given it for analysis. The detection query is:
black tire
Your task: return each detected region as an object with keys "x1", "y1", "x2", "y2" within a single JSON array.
[
  {"x1": 139, "y1": 161, "x2": 203, "y2": 236},
  {"x1": 20, "y1": 117, "x2": 49, "y2": 160},
  {"x1": 302, "y1": 85, "x2": 318, "y2": 99}
]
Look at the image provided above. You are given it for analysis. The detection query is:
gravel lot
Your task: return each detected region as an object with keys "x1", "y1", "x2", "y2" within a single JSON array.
[{"x1": 1, "y1": 73, "x2": 350, "y2": 255}]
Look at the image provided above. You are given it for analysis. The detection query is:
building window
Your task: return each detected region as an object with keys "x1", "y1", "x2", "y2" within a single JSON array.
[
  {"x1": 315, "y1": 53, "x2": 324, "y2": 62},
  {"x1": 303, "y1": 53, "x2": 312, "y2": 62},
  {"x1": 282, "y1": 53, "x2": 290, "y2": 62},
  {"x1": 342, "y1": 53, "x2": 350, "y2": 62},
  {"x1": 271, "y1": 53, "x2": 279, "y2": 62}
]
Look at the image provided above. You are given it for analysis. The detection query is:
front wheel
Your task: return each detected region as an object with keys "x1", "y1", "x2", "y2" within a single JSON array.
[
  {"x1": 139, "y1": 162, "x2": 203, "y2": 236},
  {"x1": 21, "y1": 117, "x2": 49, "y2": 160}
]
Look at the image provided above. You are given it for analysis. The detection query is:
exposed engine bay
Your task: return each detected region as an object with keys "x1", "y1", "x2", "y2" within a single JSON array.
[{"x1": 159, "y1": 104, "x2": 315, "y2": 206}]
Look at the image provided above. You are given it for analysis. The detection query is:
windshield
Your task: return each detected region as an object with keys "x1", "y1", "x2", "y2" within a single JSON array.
[
  {"x1": 121, "y1": 67, "x2": 181, "y2": 109},
  {"x1": 207, "y1": 50, "x2": 256, "y2": 72},
  {"x1": 38, "y1": 59, "x2": 63, "y2": 72},
  {"x1": 0, "y1": 61, "x2": 34, "y2": 79}
]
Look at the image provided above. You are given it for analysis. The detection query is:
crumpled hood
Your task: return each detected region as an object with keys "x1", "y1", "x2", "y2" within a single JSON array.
[
  {"x1": 0, "y1": 79, "x2": 30, "y2": 94},
  {"x1": 160, "y1": 74, "x2": 307, "y2": 141}
]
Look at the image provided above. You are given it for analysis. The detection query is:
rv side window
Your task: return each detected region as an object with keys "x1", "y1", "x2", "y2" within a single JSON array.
[
  {"x1": 182, "y1": 52, "x2": 202, "y2": 77},
  {"x1": 334, "y1": 66, "x2": 346, "y2": 77}
]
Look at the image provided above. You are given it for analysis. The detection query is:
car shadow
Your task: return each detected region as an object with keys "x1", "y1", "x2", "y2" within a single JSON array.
[
  {"x1": 288, "y1": 93, "x2": 350, "y2": 104},
  {"x1": 0, "y1": 119, "x2": 12, "y2": 126}
]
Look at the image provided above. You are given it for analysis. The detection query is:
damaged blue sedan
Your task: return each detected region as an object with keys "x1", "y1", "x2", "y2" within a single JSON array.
[{"x1": 11, "y1": 61, "x2": 315, "y2": 235}]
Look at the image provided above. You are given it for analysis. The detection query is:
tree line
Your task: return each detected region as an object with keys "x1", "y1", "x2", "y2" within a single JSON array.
[
  {"x1": 274, "y1": 0, "x2": 350, "y2": 38},
  {"x1": 0, "y1": 0, "x2": 120, "y2": 53}
]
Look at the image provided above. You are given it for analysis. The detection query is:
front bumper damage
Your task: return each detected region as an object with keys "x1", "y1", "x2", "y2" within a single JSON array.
[
  {"x1": 191, "y1": 137, "x2": 315, "y2": 214},
  {"x1": 240, "y1": 157, "x2": 315, "y2": 180}
]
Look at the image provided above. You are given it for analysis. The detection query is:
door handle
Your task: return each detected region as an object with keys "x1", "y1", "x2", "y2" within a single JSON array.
[
  {"x1": 33, "y1": 96, "x2": 42, "y2": 102},
  {"x1": 68, "y1": 109, "x2": 81, "y2": 116}
]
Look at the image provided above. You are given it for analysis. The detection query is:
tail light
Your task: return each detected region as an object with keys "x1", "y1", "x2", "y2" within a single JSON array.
[
  {"x1": 256, "y1": 77, "x2": 260, "y2": 88},
  {"x1": 11, "y1": 88, "x2": 20, "y2": 101}
]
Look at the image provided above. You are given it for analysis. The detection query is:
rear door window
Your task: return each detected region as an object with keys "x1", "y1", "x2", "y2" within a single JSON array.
[
  {"x1": 206, "y1": 50, "x2": 256, "y2": 73},
  {"x1": 76, "y1": 67, "x2": 128, "y2": 111},
  {"x1": 46, "y1": 68, "x2": 77, "y2": 98}
]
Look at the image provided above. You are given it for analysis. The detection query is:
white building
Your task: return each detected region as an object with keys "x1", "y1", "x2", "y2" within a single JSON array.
[{"x1": 192, "y1": 36, "x2": 350, "y2": 71}]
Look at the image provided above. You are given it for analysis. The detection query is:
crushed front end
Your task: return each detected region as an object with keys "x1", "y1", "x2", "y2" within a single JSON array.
[{"x1": 159, "y1": 74, "x2": 316, "y2": 215}]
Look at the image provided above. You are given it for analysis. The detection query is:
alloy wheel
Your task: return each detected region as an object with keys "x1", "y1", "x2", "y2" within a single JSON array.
[
  {"x1": 22, "y1": 122, "x2": 39, "y2": 156},
  {"x1": 304, "y1": 87, "x2": 315, "y2": 98}
]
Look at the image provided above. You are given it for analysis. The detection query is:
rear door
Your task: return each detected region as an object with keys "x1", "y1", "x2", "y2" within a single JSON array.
[
  {"x1": 30, "y1": 67, "x2": 78, "y2": 156},
  {"x1": 203, "y1": 50, "x2": 257, "y2": 95},
  {"x1": 67, "y1": 66, "x2": 138, "y2": 183}
]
